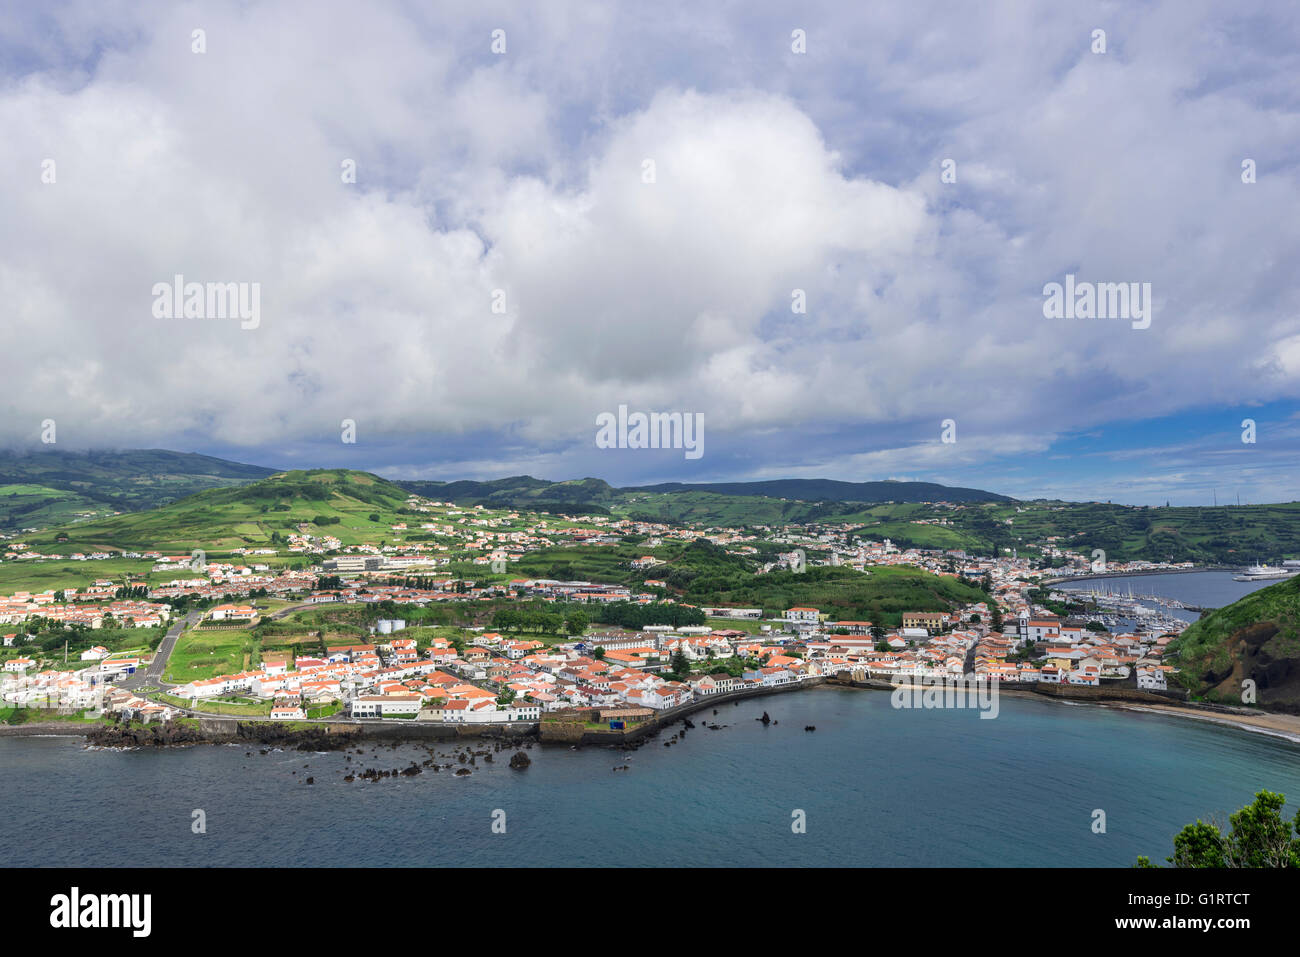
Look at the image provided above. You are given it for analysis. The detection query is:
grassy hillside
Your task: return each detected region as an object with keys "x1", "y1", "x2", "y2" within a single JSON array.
[
  {"x1": 1169, "y1": 576, "x2": 1300, "y2": 712},
  {"x1": 488, "y1": 537, "x2": 755, "y2": 585},
  {"x1": 974, "y1": 501, "x2": 1300, "y2": 564},
  {"x1": 459, "y1": 538, "x2": 980, "y2": 626},
  {"x1": 831, "y1": 500, "x2": 1300, "y2": 565},
  {"x1": 401, "y1": 476, "x2": 617, "y2": 509},
  {"x1": 397, "y1": 476, "x2": 1300, "y2": 563},
  {"x1": 20, "y1": 469, "x2": 414, "y2": 552},
  {"x1": 612, "y1": 490, "x2": 867, "y2": 526},
  {"x1": 10, "y1": 450, "x2": 1298, "y2": 565},
  {"x1": 678, "y1": 564, "x2": 988, "y2": 627},
  {"x1": 0, "y1": 483, "x2": 117, "y2": 530},
  {"x1": 0, "y1": 449, "x2": 275, "y2": 530}
]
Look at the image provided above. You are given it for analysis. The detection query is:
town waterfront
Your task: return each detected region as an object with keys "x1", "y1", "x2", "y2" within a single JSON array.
[{"x1": 5, "y1": 686, "x2": 1300, "y2": 868}]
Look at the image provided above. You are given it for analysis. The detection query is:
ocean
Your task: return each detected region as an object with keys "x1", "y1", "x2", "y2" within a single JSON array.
[{"x1": 5, "y1": 686, "x2": 1299, "y2": 867}]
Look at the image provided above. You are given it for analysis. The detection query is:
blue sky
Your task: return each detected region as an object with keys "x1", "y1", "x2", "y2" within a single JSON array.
[{"x1": 1, "y1": 1, "x2": 1298, "y2": 505}]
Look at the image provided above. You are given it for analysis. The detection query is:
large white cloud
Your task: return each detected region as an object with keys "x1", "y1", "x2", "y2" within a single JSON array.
[{"x1": 0, "y1": 0, "x2": 1296, "y2": 500}]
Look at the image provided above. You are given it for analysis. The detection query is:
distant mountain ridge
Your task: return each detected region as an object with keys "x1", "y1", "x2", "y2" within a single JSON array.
[
  {"x1": 625, "y1": 478, "x2": 1013, "y2": 504},
  {"x1": 0, "y1": 448, "x2": 275, "y2": 486},
  {"x1": 0, "y1": 449, "x2": 1012, "y2": 532},
  {"x1": 397, "y1": 475, "x2": 1011, "y2": 507}
]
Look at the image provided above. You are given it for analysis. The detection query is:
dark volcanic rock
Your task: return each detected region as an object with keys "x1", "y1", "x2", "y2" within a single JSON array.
[
  {"x1": 508, "y1": 750, "x2": 531, "y2": 769},
  {"x1": 85, "y1": 721, "x2": 207, "y2": 748}
]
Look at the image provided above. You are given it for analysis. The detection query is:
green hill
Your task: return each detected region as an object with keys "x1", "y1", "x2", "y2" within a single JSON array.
[
  {"x1": 8, "y1": 450, "x2": 1299, "y2": 565},
  {"x1": 968, "y1": 500, "x2": 1300, "y2": 565},
  {"x1": 471, "y1": 537, "x2": 982, "y2": 626},
  {"x1": 1169, "y1": 576, "x2": 1300, "y2": 713},
  {"x1": 678, "y1": 563, "x2": 988, "y2": 627},
  {"x1": 22, "y1": 469, "x2": 413, "y2": 552},
  {"x1": 0, "y1": 448, "x2": 275, "y2": 530},
  {"x1": 493, "y1": 537, "x2": 756, "y2": 585}
]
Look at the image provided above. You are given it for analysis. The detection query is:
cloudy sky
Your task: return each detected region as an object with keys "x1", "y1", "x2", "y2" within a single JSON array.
[{"x1": 2, "y1": 1, "x2": 1298, "y2": 505}]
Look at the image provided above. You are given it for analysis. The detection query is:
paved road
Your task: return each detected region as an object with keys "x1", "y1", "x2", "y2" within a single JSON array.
[
  {"x1": 123, "y1": 611, "x2": 199, "y2": 691},
  {"x1": 266, "y1": 600, "x2": 364, "y2": 620}
]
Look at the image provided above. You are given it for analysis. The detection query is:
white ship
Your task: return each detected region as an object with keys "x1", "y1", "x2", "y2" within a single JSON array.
[{"x1": 1233, "y1": 563, "x2": 1299, "y2": 581}]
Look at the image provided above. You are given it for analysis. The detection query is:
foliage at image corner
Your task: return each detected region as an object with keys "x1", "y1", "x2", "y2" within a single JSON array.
[{"x1": 1137, "y1": 790, "x2": 1300, "y2": 868}]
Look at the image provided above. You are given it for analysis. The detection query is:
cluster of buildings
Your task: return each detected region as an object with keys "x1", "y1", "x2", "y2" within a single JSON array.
[
  {"x1": 0, "y1": 491, "x2": 1199, "y2": 726},
  {"x1": 156, "y1": 616, "x2": 835, "y2": 724},
  {"x1": 968, "y1": 611, "x2": 1176, "y2": 689},
  {"x1": 786, "y1": 597, "x2": 1178, "y2": 690},
  {"x1": 0, "y1": 588, "x2": 172, "y2": 629},
  {"x1": 1, "y1": 660, "x2": 180, "y2": 723}
]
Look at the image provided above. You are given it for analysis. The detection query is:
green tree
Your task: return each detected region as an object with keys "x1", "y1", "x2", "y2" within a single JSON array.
[
  {"x1": 1167, "y1": 820, "x2": 1229, "y2": 868},
  {"x1": 1140, "y1": 790, "x2": 1300, "y2": 868},
  {"x1": 670, "y1": 647, "x2": 689, "y2": 677},
  {"x1": 1223, "y1": 790, "x2": 1299, "y2": 867},
  {"x1": 564, "y1": 608, "x2": 589, "y2": 636}
]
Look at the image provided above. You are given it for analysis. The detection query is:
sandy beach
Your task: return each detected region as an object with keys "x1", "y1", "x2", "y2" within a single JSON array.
[{"x1": 1102, "y1": 701, "x2": 1300, "y2": 745}]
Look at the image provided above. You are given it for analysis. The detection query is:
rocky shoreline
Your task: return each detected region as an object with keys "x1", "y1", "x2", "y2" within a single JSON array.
[
  {"x1": 83, "y1": 720, "x2": 370, "y2": 750},
  {"x1": 11, "y1": 717, "x2": 539, "y2": 750}
]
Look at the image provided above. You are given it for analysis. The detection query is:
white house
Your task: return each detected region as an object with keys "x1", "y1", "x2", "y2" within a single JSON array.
[{"x1": 1136, "y1": 667, "x2": 1167, "y2": 691}]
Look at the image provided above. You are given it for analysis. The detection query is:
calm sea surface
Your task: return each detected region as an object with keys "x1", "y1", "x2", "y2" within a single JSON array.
[
  {"x1": 1058, "y1": 570, "x2": 1280, "y2": 622},
  {"x1": 4, "y1": 687, "x2": 1299, "y2": 867}
]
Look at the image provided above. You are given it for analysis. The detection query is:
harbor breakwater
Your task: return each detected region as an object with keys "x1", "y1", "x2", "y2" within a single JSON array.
[{"x1": 538, "y1": 679, "x2": 823, "y2": 746}]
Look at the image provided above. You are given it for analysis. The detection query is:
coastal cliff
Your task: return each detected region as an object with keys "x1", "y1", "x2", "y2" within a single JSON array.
[{"x1": 1169, "y1": 576, "x2": 1300, "y2": 714}]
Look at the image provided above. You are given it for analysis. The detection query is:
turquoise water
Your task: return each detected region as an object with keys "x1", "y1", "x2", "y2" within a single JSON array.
[{"x1": 4, "y1": 688, "x2": 1299, "y2": 867}]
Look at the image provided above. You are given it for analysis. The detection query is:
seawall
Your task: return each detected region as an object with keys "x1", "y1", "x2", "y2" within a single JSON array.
[{"x1": 540, "y1": 678, "x2": 824, "y2": 746}]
